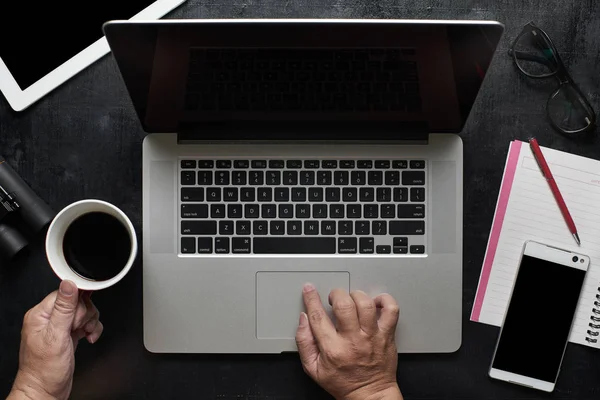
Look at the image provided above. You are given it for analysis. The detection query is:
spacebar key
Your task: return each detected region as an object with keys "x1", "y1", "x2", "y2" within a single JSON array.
[{"x1": 254, "y1": 238, "x2": 336, "y2": 254}]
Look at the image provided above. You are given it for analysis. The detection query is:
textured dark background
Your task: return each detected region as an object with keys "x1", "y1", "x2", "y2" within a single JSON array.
[{"x1": 1, "y1": 1, "x2": 600, "y2": 399}]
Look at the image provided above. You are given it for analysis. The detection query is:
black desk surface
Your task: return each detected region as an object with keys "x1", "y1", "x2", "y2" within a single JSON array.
[{"x1": 1, "y1": 1, "x2": 600, "y2": 399}]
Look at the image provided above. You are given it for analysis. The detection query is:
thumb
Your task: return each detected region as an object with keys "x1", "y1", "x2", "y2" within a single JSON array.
[
  {"x1": 49, "y1": 280, "x2": 79, "y2": 333},
  {"x1": 295, "y1": 312, "x2": 319, "y2": 378}
]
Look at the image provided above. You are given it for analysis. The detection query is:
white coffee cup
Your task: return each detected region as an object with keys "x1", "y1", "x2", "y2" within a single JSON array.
[{"x1": 45, "y1": 199, "x2": 138, "y2": 291}]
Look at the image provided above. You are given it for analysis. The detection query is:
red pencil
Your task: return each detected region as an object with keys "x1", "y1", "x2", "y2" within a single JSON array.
[{"x1": 529, "y1": 138, "x2": 581, "y2": 246}]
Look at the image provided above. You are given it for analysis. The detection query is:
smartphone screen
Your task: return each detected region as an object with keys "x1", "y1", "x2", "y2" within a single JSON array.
[{"x1": 491, "y1": 253, "x2": 586, "y2": 383}]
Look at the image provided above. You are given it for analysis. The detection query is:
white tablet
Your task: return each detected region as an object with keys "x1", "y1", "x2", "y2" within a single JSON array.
[{"x1": 0, "y1": 0, "x2": 186, "y2": 111}]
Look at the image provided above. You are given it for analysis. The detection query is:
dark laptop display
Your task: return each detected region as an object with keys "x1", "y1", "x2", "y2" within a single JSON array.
[{"x1": 104, "y1": 21, "x2": 502, "y2": 137}]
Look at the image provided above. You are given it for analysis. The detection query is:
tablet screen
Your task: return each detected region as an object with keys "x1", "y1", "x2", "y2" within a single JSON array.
[{"x1": 0, "y1": 0, "x2": 157, "y2": 90}]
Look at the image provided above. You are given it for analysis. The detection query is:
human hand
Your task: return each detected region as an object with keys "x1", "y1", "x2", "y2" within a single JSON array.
[
  {"x1": 8, "y1": 280, "x2": 103, "y2": 400},
  {"x1": 295, "y1": 284, "x2": 402, "y2": 400}
]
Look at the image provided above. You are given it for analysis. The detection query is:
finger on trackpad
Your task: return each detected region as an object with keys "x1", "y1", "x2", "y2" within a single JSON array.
[{"x1": 256, "y1": 271, "x2": 350, "y2": 339}]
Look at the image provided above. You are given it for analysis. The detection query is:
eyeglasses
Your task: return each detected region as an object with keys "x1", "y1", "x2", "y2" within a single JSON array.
[{"x1": 509, "y1": 22, "x2": 596, "y2": 136}]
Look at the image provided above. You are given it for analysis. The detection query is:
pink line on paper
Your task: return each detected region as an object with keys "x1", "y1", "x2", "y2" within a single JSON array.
[{"x1": 471, "y1": 140, "x2": 523, "y2": 321}]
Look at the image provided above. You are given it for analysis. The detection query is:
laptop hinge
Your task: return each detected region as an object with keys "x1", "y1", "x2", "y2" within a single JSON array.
[{"x1": 176, "y1": 121, "x2": 429, "y2": 144}]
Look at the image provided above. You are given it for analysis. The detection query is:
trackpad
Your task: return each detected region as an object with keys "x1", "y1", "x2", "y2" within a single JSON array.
[{"x1": 256, "y1": 271, "x2": 350, "y2": 339}]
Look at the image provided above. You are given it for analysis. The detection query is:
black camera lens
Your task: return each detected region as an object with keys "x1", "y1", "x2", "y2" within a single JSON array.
[{"x1": 573, "y1": 256, "x2": 579, "y2": 262}]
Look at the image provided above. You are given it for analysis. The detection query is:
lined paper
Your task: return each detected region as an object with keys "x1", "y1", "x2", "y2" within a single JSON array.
[{"x1": 471, "y1": 140, "x2": 600, "y2": 348}]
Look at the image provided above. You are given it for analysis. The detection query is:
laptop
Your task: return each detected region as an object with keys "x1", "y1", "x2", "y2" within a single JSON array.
[{"x1": 103, "y1": 19, "x2": 504, "y2": 353}]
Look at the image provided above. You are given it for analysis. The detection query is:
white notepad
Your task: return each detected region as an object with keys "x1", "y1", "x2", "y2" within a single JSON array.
[{"x1": 471, "y1": 140, "x2": 600, "y2": 348}]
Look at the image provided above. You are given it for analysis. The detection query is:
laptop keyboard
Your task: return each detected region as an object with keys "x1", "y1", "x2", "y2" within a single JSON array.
[
  {"x1": 184, "y1": 48, "x2": 421, "y2": 112},
  {"x1": 179, "y1": 159, "x2": 426, "y2": 255}
]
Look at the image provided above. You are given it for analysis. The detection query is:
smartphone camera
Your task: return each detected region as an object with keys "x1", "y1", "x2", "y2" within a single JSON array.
[{"x1": 572, "y1": 256, "x2": 579, "y2": 263}]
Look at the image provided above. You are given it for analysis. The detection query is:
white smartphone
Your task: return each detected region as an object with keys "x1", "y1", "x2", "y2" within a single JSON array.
[{"x1": 489, "y1": 240, "x2": 590, "y2": 392}]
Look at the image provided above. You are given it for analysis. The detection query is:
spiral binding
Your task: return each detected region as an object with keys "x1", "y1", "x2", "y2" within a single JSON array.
[{"x1": 586, "y1": 287, "x2": 600, "y2": 344}]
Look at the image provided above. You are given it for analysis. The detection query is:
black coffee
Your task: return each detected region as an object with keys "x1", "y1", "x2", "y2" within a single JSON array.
[{"x1": 62, "y1": 212, "x2": 131, "y2": 281}]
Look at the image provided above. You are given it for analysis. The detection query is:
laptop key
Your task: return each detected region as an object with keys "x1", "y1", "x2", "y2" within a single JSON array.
[
  {"x1": 381, "y1": 204, "x2": 395, "y2": 218},
  {"x1": 241, "y1": 188, "x2": 255, "y2": 202},
  {"x1": 223, "y1": 188, "x2": 238, "y2": 202},
  {"x1": 232, "y1": 171, "x2": 247, "y2": 185},
  {"x1": 215, "y1": 237, "x2": 230, "y2": 254},
  {"x1": 410, "y1": 160, "x2": 425, "y2": 169},
  {"x1": 357, "y1": 160, "x2": 373, "y2": 169},
  {"x1": 258, "y1": 187, "x2": 272, "y2": 202},
  {"x1": 376, "y1": 188, "x2": 392, "y2": 202},
  {"x1": 251, "y1": 160, "x2": 267, "y2": 168},
  {"x1": 397, "y1": 204, "x2": 425, "y2": 218},
  {"x1": 326, "y1": 188, "x2": 341, "y2": 202},
  {"x1": 262, "y1": 204, "x2": 277, "y2": 218},
  {"x1": 355, "y1": 221, "x2": 370, "y2": 235},
  {"x1": 393, "y1": 246, "x2": 408, "y2": 254},
  {"x1": 317, "y1": 171, "x2": 332, "y2": 185},
  {"x1": 275, "y1": 187, "x2": 290, "y2": 202},
  {"x1": 279, "y1": 204, "x2": 294, "y2": 218},
  {"x1": 197, "y1": 237, "x2": 213, "y2": 254},
  {"x1": 301, "y1": 171, "x2": 315, "y2": 185},
  {"x1": 330, "y1": 204, "x2": 344, "y2": 218},
  {"x1": 304, "y1": 160, "x2": 320, "y2": 169},
  {"x1": 270, "y1": 220, "x2": 285, "y2": 235},
  {"x1": 309, "y1": 187, "x2": 323, "y2": 202},
  {"x1": 232, "y1": 237, "x2": 251, "y2": 254},
  {"x1": 292, "y1": 188, "x2": 307, "y2": 202},
  {"x1": 181, "y1": 188, "x2": 204, "y2": 202},
  {"x1": 347, "y1": 204, "x2": 361, "y2": 219},
  {"x1": 340, "y1": 160, "x2": 355, "y2": 169},
  {"x1": 411, "y1": 188, "x2": 425, "y2": 202},
  {"x1": 211, "y1": 204, "x2": 225, "y2": 218},
  {"x1": 375, "y1": 160, "x2": 390, "y2": 169},
  {"x1": 228, "y1": 204, "x2": 242, "y2": 219},
  {"x1": 249, "y1": 171, "x2": 264, "y2": 185},
  {"x1": 181, "y1": 237, "x2": 196, "y2": 254},
  {"x1": 181, "y1": 204, "x2": 208, "y2": 219},
  {"x1": 393, "y1": 187, "x2": 408, "y2": 202},
  {"x1": 313, "y1": 204, "x2": 327, "y2": 218},
  {"x1": 234, "y1": 160, "x2": 249, "y2": 168},
  {"x1": 385, "y1": 171, "x2": 400, "y2": 185},
  {"x1": 286, "y1": 160, "x2": 303, "y2": 169},
  {"x1": 334, "y1": 171, "x2": 349, "y2": 186},
  {"x1": 338, "y1": 237, "x2": 357, "y2": 254},
  {"x1": 284, "y1": 171, "x2": 298, "y2": 185},
  {"x1": 267, "y1": 171, "x2": 281, "y2": 185},
  {"x1": 215, "y1": 171, "x2": 230, "y2": 185},
  {"x1": 359, "y1": 237, "x2": 375, "y2": 254},
  {"x1": 253, "y1": 238, "x2": 336, "y2": 254},
  {"x1": 351, "y1": 171, "x2": 366, "y2": 185},
  {"x1": 338, "y1": 221, "x2": 353, "y2": 235},
  {"x1": 236, "y1": 221, "x2": 251, "y2": 235},
  {"x1": 372, "y1": 221, "x2": 387, "y2": 235},
  {"x1": 181, "y1": 171, "x2": 195, "y2": 185},
  {"x1": 198, "y1": 171, "x2": 213, "y2": 185},
  {"x1": 219, "y1": 220, "x2": 234, "y2": 235},
  {"x1": 368, "y1": 171, "x2": 383, "y2": 185},
  {"x1": 216, "y1": 160, "x2": 231, "y2": 168},
  {"x1": 253, "y1": 220, "x2": 268, "y2": 235},
  {"x1": 322, "y1": 160, "x2": 338, "y2": 169},
  {"x1": 245, "y1": 204, "x2": 259, "y2": 218},
  {"x1": 376, "y1": 245, "x2": 391, "y2": 254},
  {"x1": 269, "y1": 160, "x2": 285, "y2": 168},
  {"x1": 359, "y1": 188, "x2": 374, "y2": 202},
  {"x1": 181, "y1": 160, "x2": 196, "y2": 169},
  {"x1": 402, "y1": 171, "x2": 425, "y2": 185},
  {"x1": 287, "y1": 221, "x2": 302, "y2": 235},
  {"x1": 321, "y1": 221, "x2": 336, "y2": 235},
  {"x1": 389, "y1": 221, "x2": 425, "y2": 235},
  {"x1": 410, "y1": 245, "x2": 425, "y2": 254},
  {"x1": 198, "y1": 160, "x2": 214, "y2": 169},
  {"x1": 342, "y1": 188, "x2": 357, "y2": 202},
  {"x1": 181, "y1": 221, "x2": 217, "y2": 235}
]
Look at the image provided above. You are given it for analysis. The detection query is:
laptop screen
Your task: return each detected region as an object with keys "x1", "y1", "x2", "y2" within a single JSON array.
[{"x1": 104, "y1": 21, "x2": 503, "y2": 136}]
